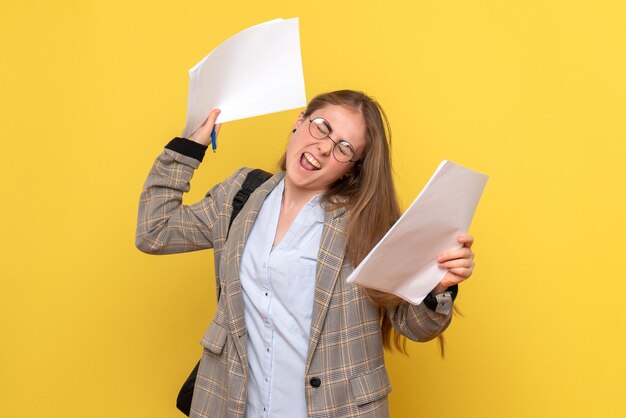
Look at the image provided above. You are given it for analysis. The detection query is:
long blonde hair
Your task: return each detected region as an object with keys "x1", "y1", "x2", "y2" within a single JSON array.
[{"x1": 280, "y1": 90, "x2": 415, "y2": 352}]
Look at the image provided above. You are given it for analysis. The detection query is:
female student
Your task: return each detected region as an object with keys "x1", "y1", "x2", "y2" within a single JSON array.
[{"x1": 136, "y1": 90, "x2": 475, "y2": 417}]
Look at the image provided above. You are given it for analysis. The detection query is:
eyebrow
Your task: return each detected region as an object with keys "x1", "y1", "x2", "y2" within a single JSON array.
[
  {"x1": 314, "y1": 116, "x2": 353, "y2": 146},
  {"x1": 319, "y1": 117, "x2": 333, "y2": 135}
]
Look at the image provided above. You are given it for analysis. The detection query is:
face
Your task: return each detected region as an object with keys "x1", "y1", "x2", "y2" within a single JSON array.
[{"x1": 284, "y1": 104, "x2": 366, "y2": 198}]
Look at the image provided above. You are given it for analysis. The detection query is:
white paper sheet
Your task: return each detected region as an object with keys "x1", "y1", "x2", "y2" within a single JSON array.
[
  {"x1": 346, "y1": 161, "x2": 489, "y2": 305},
  {"x1": 182, "y1": 18, "x2": 307, "y2": 138}
]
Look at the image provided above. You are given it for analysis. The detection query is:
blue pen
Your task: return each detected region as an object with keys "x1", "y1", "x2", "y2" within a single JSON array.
[{"x1": 211, "y1": 126, "x2": 217, "y2": 153}]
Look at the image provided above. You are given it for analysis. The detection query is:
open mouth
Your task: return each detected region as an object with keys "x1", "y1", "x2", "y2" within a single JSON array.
[{"x1": 301, "y1": 152, "x2": 321, "y2": 170}]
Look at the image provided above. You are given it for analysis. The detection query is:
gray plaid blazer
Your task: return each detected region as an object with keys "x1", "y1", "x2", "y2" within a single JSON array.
[{"x1": 136, "y1": 149, "x2": 452, "y2": 417}]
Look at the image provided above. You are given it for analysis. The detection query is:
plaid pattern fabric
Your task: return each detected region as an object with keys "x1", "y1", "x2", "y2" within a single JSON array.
[{"x1": 136, "y1": 149, "x2": 453, "y2": 417}]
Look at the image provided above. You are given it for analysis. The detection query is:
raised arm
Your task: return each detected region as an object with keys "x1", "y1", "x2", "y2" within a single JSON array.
[
  {"x1": 135, "y1": 109, "x2": 231, "y2": 254},
  {"x1": 135, "y1": 143, "x2": 217, "y2": 254}
]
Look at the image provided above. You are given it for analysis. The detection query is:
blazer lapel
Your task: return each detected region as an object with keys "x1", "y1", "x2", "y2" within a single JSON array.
[
  {"x1": 305, "y1": 206, "x2": 348, "y2": 371},
  {"x1": 221, "y1": 171, "x2": 285, "y2": 372}
]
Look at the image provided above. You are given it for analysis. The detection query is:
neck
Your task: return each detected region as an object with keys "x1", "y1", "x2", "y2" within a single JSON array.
[
  {"x1": 281, "y1": 181, "x2": 321, "y2": 212},
  {"x1": 272, "y1": 178, "x2": 323, "y2": 248},
  {"x1": 281, "y1": 182, "x2": 320, "y2": 214}
]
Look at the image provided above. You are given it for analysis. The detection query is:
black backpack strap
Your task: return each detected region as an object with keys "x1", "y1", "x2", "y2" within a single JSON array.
[
  {"x1": 228, "y1": 168, "x2": 273, "y2": 232},
  {"x1": 218, "y1": 169, "x2": 272, "y2": 300}
]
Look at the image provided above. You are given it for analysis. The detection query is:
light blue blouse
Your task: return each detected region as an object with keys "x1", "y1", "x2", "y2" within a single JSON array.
[{"x1": 239, "y1": 179, "x2": 324, "y2": 418}]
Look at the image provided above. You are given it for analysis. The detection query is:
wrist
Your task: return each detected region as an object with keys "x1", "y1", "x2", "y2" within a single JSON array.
[
  {"x1": 165, "y1": 137, "x2": 208, "y2": 162},
  {"x1": 431, "y1": 283, "x2": 449, "y2": 295},
  {"x1": 423, "y1": 284, "x2": 459, "y2": 314},
  {"x1": 187, "y1": 135, "x2": 210, "y2": 147}
]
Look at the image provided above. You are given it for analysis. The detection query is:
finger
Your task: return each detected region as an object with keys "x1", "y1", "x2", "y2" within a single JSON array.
[
  {"x1": 458, "y1": 234, "x2": 474, "y2": 248},
  {"x1": 196, "y1": 109, "x2": 220, "y2": 132},
  {"x1": 205, "y1": 108, "x2": 221, "y2": 128},
  {"x1": 438, "y1": 258, "x2": 474, "y2": 270},
  {"x1": 447, "y1": 267, "x2": 473, "y2": 278},
  {"x1": 437, "y1": 247, "x2": 473, "y2": 262},
  {"x1": 214, "y1": 123, "x2": 222, "y2": 137},
  {"x1": 440, "y1": 271, "x2": 465, "y2": 288},
  {"x1": 189, "y1": 109, "x2": 221, "y2": 145}
]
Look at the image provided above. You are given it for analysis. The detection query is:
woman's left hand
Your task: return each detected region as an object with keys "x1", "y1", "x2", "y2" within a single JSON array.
[{"x1": 432, "y1": 234, "x2": 475, "y2": 294}]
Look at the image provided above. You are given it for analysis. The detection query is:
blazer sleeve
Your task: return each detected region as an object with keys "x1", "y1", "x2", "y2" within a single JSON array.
[
  {"x1": 135, "y1": 147, "x2": 243, "y2": 255},
  {"x1": 384, "y1": 300, "x2": 453, "y2": 342}
]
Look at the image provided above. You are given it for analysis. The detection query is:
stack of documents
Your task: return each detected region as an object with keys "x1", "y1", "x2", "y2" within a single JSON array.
[
  {"x1": 182, "y1": 18, "x2": 307, "y2": 138},
  {"x1": 346, "y1": 161, "x2": 489, "y2": 305}
]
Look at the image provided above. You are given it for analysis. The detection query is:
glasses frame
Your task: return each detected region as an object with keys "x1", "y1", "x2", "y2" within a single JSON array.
[{"x1": 307, "y1": 117, "x2": 358, "y2": 163}]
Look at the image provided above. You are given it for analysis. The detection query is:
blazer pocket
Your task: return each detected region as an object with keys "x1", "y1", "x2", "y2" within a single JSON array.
[
  {"x1": 349, "y1": 366, "x2": 392, "y2": 406},
  {"x1": 200, "y1": 321, "x2": 228, "y2": 354}
]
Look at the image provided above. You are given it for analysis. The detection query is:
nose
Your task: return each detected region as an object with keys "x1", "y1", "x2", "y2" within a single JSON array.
[{"x1": 317, "y1": 137, "x2": 333, "y2": 155}]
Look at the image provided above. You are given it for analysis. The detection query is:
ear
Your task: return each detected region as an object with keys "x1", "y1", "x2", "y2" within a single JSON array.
[
  {"x1": 293, "y1": 112, "x2": 305, "y2": 131},
  {"x1": 342, "y1": 160, "x2": 362, "y2": 179},
  {"x1": 340, "y1": 168, "x2": 354, "y2": 180}
]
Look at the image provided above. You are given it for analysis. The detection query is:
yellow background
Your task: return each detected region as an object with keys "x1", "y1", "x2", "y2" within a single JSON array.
[{"x1": 2, "y1": 1, "x2": 625, "y2": 417}]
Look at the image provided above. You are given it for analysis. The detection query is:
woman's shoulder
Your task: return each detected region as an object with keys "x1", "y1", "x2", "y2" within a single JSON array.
[
  {"x1": 206, "y1": 167, "x2": 253, "y2": 199},
  {"x1": 206, "y1": 167, "x2": 281, "y2": 201}
]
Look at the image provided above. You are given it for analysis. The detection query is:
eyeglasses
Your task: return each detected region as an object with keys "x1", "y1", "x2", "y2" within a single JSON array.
[{"x1": 308, "y1": 117, "x2": 357, "y2": 163}]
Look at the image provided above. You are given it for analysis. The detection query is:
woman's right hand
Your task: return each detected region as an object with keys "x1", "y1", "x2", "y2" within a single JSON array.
[{"x1": 188, "y1": 108, "x2": 222, "y2": 146}]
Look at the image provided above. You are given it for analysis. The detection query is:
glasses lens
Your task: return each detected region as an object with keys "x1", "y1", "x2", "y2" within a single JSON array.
[
  {"x1": 334, "y1": 141, "x2": 354, "y2": 162},
  {"x1": 310, "y1": 118, "x2": 330, "y2": 139}
]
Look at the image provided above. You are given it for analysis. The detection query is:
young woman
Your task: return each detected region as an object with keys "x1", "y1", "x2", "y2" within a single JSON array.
[{"x1": 136, "y1": 90, "x2": 475, "y2": 418}]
